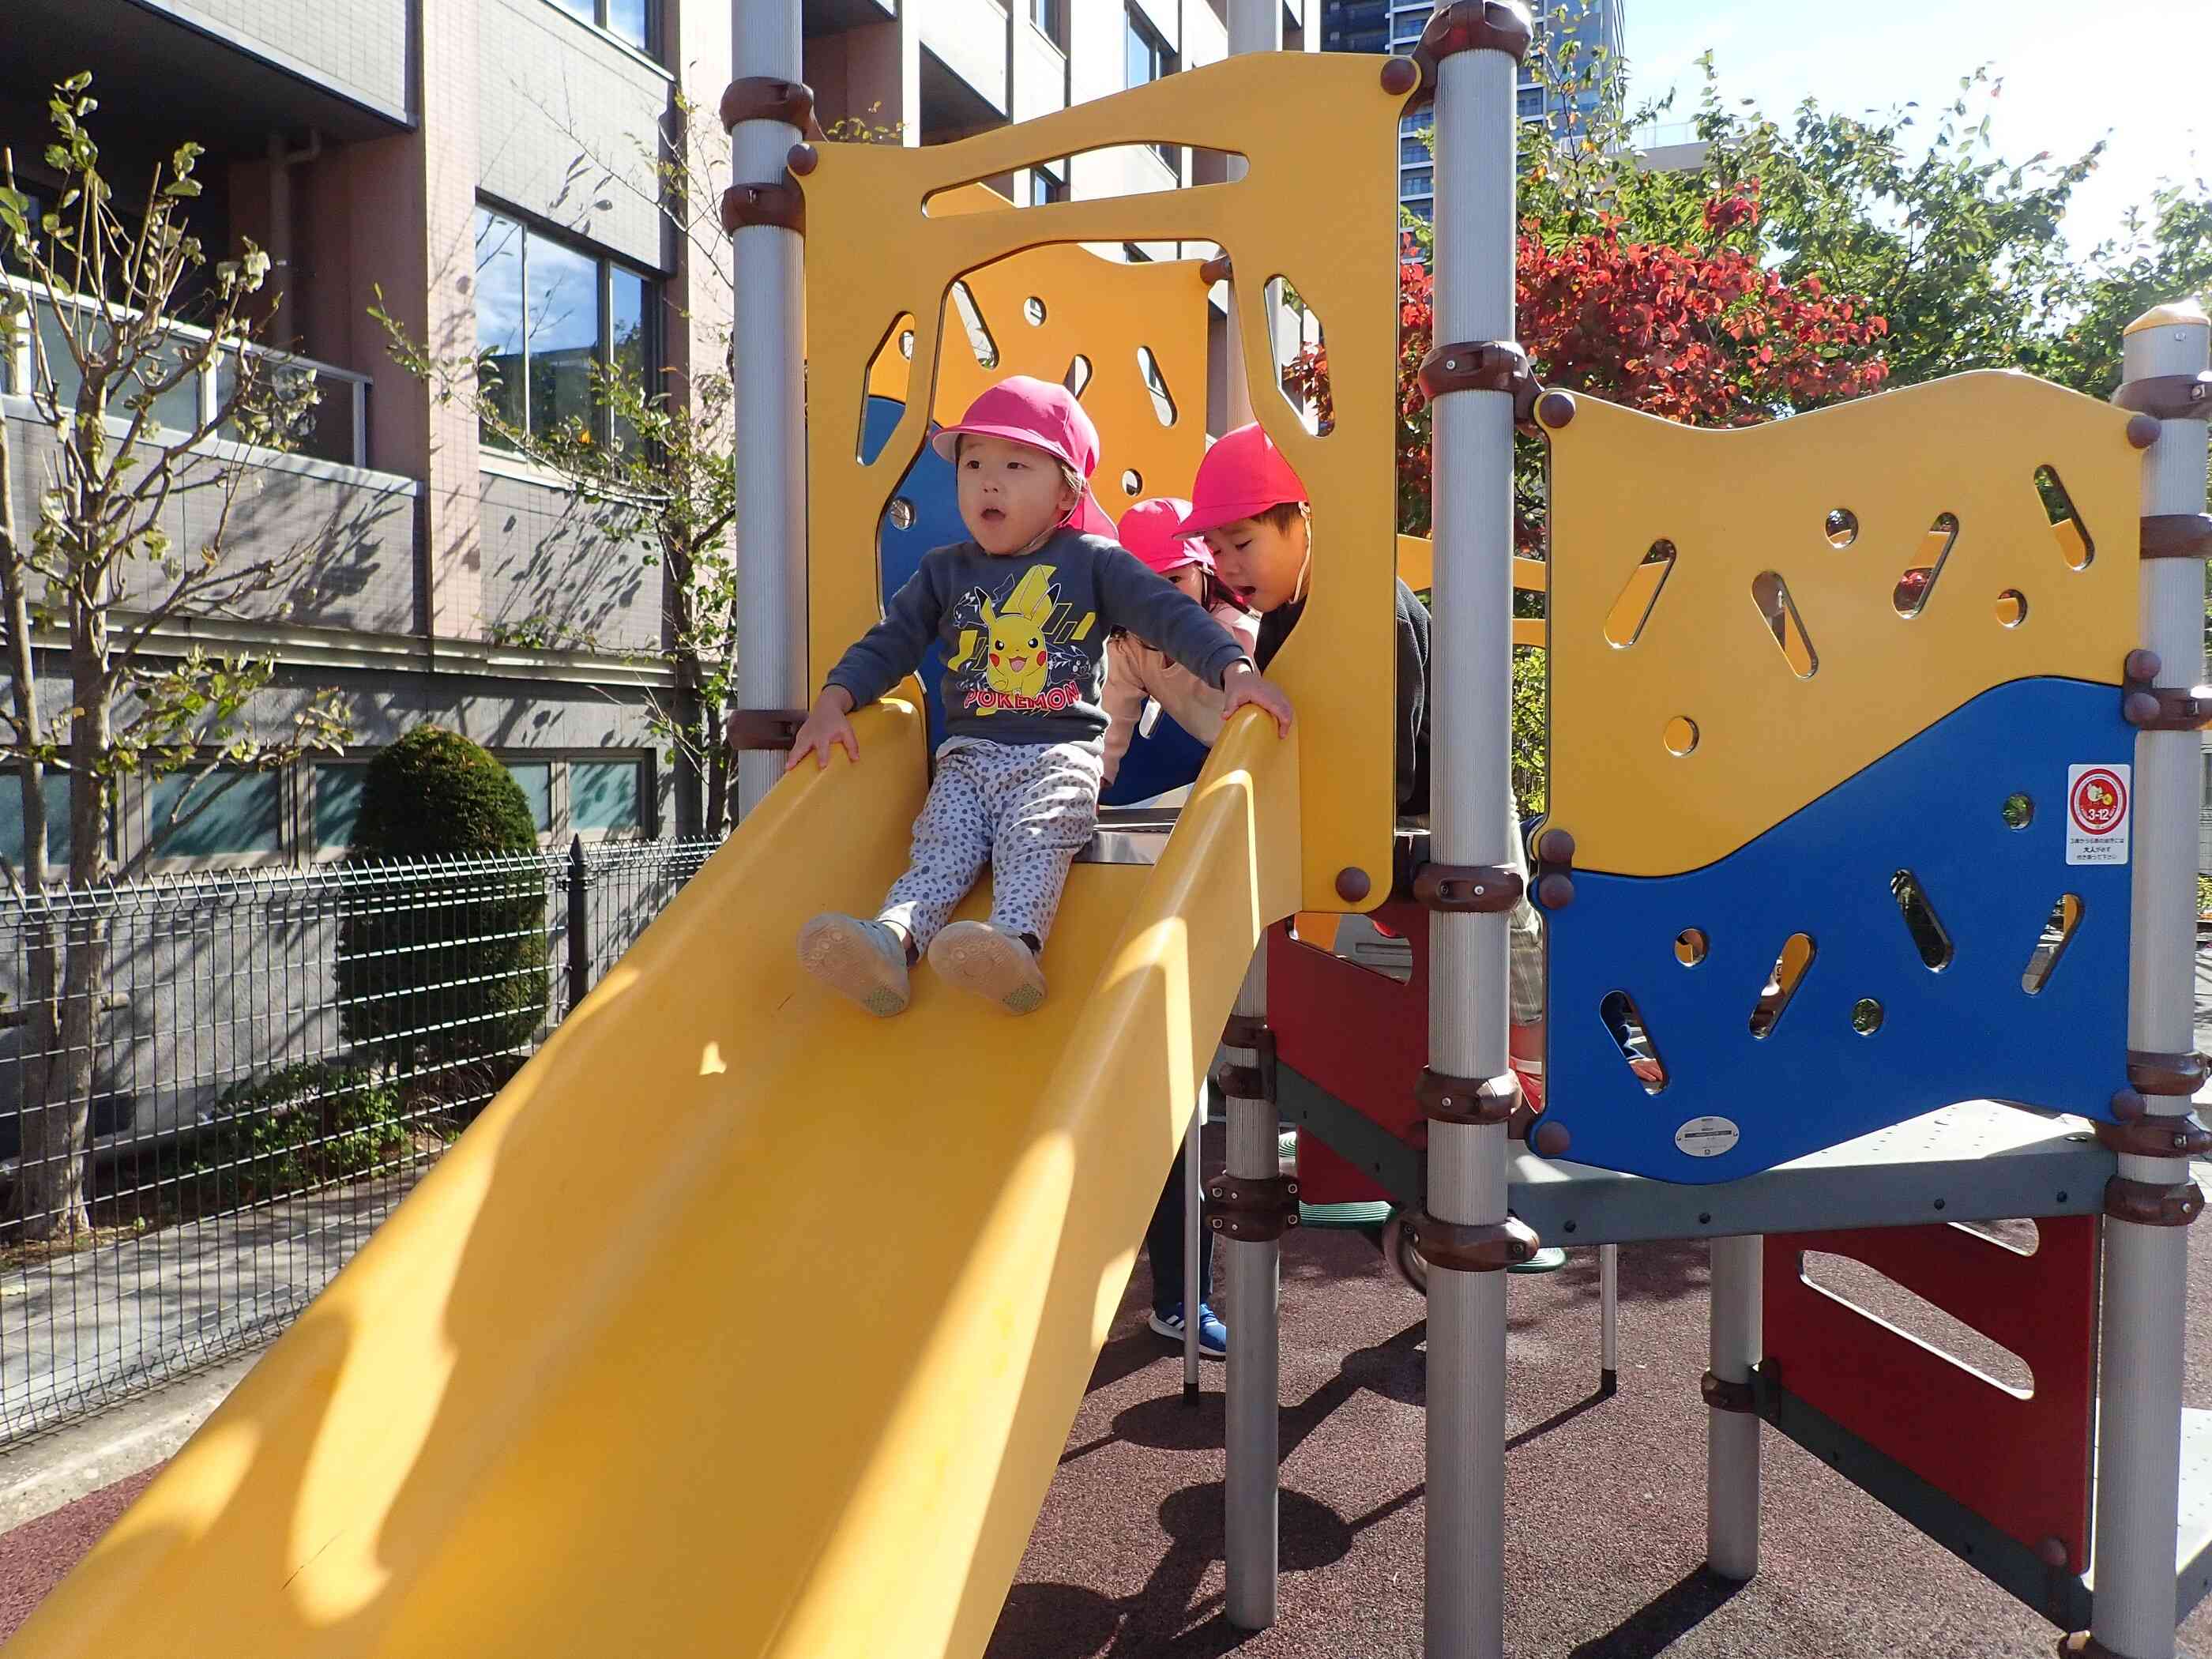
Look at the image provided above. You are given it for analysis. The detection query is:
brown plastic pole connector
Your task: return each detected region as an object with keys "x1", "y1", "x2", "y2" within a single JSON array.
[
  {"x1": 1533, "y1": 826, "x2": 1576, "y2": 907},
  {"x1": 1204, "y1": 1172, "x2": 1300, "y2": 1241},
  {"x1": 1416, "y1": 1066, "x2": 1518, "y2": 1126},
  {"x1": 2128, "y1": 1048, "x2": 2210, "y2": 1095},
  {"x1": 1379, "y1": 55, "x2": 1421, "y2": 96},
  {"x1": 1335, "y1": 866, "x2": 1373, "y2": 903},
  {"x1": 2127, "y1": 413, "x2": 2165, "y2": 449},
  {"x1": 1406, "y1": 1, "x2": 1534, "y2": 112},
  {"x1": 1412, "y1": 862, "x2": 1525, "y2": 913},
  {"x1": 1222, "y1": 1012, "x2": 1271, "y2": 1051},
  {"x1": 2142, "y1": 512, "x2": 2212, "y2": 560},
  {"x1": 721, "y1": 181, "x2": 805, "y2": 235},
  {"x1": 1700, "y1": 1368, "x2": 1757, "y2": 1414},
  {"x1": 2103, "y1": 1174, "x2": 2206, "y2": 1228},
  {"x1": 788, "y1": 143, "x2": 820, "y2": 177},
  {"x1": 1199, "y1": 254, "x2": 1233, "y2": 285},
  {"x1": 1529, "y1": 1119, "x2": 1571, "y2": 1159},
  {"x1": 1416, "y1": 340, "x2": 1533, "y2": 411},
  {"x1": 2112, "y1": 369, "x2": 2212, "y2": 421},
  {"x1": 1405, "y1": 1210, "x2": 1540, "y2": 1273},
  {"x1": 726, "y1": 709, "x2": 808, "y2": 751},
  {"x1": 2094, "y1": 1115, "x2": 2212, "y2": 1159},
  {"x1": 2121, "y1": 647, "x2": 2212, "y2": 730},
  {"x1": 720, "y1": 76, "x2": 826, "y2": 140}
]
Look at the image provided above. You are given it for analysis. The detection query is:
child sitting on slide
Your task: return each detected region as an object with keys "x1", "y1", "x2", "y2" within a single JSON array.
[
  {"x1": 1179, "y1": 423, "x2": 1549, "y2": 1054},
  {"x1": 1100, "y1": 497, "x2": 1260, "y2": 790},
  {"x1": 786, "y1": 377, "x2": 1295, "y2": 1018}
]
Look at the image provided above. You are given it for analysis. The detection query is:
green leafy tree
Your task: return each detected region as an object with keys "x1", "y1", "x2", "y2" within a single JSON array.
[{"x1": 0, "y1": 77, "x2": 347, "y2": 1238}]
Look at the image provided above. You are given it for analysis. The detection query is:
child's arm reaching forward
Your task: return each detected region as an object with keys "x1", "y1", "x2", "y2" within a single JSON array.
[
  {"x1": 784, "y1": 559, "x2": 948, "y2": 772},
  {"x1": 1095, "y1": 546, "x2": 1294, "y2": 737}
]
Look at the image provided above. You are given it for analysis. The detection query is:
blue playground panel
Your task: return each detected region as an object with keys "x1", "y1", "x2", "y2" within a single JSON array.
[
  {"x1": 864, "y1": 396, "x2": 1212, "y2": 805},
  {"x1": 1537, "y1": 677, "x2": 2134, "y2": 1184}
]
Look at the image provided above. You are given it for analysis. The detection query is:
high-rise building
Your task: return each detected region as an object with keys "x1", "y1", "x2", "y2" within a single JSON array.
[
  {"x1": 1319, "y1": 0, "x2": 1627, "y2": 221},
  {"x1": 1, "y1": 0, "x2": 1306, "y2": 866}
]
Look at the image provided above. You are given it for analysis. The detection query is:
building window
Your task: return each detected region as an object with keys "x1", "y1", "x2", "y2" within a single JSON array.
[
  {"x1": 1124, "y1": 8, "x2": 1179, "y2": 171},
  {"x1": 492, "y1": 754, "x2": 652, "y2": 841},
  {"x1": 473, "y1": 206, "x2": 660, "y2": 457},
  {"x1": 505, "y1": 761, "x2": 556, "y2": 834},
  {"x1": 549, "y1": 0, "x2": 653, "y2": 53},
  {"x1": 1029, "y1": 0, "x2": 1067, "y2": 50},
  {"x1": 1029, "y1": 160, "x2": 1068, "y2": 207},
  {"x1": 573, "y1": 760, "x2": 645, "y2": 833},
  {"x1": 311, "y1": 761, "x2": 369, "y2": 851},
  {"x1": 0, "y1": 772, "x2": 74, "y2": 871},
  {"x1": 1518, "y1": 85, "x2": 1544, "y2": 119},
  {"x1": 1400, "y1": 135, "x2": 1430, "y2": 165},
  {"x1": 149, "y1": 767, "x2": 284, "y2": 860},
  {"x1": 1401, "y1": 167, "x2": 1434, "y2": 196}
]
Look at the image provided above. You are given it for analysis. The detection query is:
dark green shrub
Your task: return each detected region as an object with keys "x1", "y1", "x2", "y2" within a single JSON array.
[
  {"x1": 186, "y1": 1061, "x2": 414, "y2": 1208},
  {"x1": 335, "y1": 727, "x2": 549, "y2": 1078}
]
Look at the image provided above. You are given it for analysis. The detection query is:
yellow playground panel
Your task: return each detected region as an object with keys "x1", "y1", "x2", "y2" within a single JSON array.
[
  {"x1": 860, "y1": 183, "x2": 1210, "y2": 523},
  {"x1": 801, "y1": 51, "x2": 1407, "y2": 913},
  {"x1": 1540, "y1": 373, "x2": 2144, "y2": 878}
]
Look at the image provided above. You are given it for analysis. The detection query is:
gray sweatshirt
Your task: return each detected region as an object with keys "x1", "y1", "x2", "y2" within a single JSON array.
[{"x1": 825, "y1": 529, "x2": 1252, "y2": 749}]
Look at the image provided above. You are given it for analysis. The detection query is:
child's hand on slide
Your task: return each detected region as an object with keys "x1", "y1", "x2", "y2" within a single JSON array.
[
  {"x1": 781, "y1": 688, "x2": 860, "y2": 772},
  {"x1": 1222, "y1": 661, "x2": 1294, "y2": 738}
]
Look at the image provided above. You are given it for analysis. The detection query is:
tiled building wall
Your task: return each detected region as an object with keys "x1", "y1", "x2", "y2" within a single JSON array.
[
  {"x1": 144, "y1": 0, "x2": 412, "y2": 119},
  {"x1": 478, "y1": 472, "x2": 665, "y2": 654}
]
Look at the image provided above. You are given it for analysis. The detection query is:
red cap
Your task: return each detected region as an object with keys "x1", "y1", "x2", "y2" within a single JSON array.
[
  {"x1": 1117, "y1": 498, "x2": 1214, "y2": 575},
  {"x1": 1177, "y1": 423, "x2": 1308, "y2": 536},
  {"x1": 1070, "y1": 487, "x2": 1117, "y2": 537},
  {"x1": 929, "y1": 375, "x2": 1100, "y2": 478}
]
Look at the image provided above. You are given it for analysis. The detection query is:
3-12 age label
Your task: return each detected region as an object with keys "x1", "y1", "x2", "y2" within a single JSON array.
[{"x1": 2065, "y1": 763, "x2": 2131, "y2": 866}]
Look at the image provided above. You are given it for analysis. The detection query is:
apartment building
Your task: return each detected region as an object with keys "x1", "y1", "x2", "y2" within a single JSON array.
[
  {"x1": 1319, "y1": 0, "x2": 1627, "y2": 217},
  {"x1": 0, "y1": 0, "x2": 1307, "y2": 871}
]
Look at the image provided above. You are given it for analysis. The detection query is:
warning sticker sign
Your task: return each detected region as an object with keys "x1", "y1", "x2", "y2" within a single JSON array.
[{"x1": 2065, "y1": 763, "x2": 2131, "y2": 866}]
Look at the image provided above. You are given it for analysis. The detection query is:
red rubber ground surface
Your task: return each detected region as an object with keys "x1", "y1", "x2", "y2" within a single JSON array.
[{"x1": 7, "y1": 1224, "x2": 2210, "y2": 1656}]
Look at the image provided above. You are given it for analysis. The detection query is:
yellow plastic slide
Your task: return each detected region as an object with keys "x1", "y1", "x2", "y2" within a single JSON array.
[{"x1": 6, "y1": 694, "x2": 1300, "y2": 1659}]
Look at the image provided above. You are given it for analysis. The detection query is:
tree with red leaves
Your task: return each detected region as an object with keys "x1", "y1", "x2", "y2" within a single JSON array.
[{"x1": 1286, "y1": 186, "x2": 1892, "y2": 542}]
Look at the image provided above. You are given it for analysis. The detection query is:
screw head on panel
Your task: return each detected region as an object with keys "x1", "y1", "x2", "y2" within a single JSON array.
[
  {"x1": 1536, "y1": 390, "x2": 1577, "y2": 429},
  {"x1": 2127, "y1": 413, "x2": 2163, "y2": 449},
  {"x1": 1335, "y1": 866, "x2": 1373, "y2": 903},
  {"x1": 2125, "y1": 648, "x2": 2163, "y2": 683},
  {"x1": 787, "y1": 143, "x2": 819, "y2": 176},
  {"x1": 1531, "y1": 1121, "x2": 1571, "y2": 1158},
  {"x1": 1380, "y1": 56, "x2": 1420, "y2": 95}
]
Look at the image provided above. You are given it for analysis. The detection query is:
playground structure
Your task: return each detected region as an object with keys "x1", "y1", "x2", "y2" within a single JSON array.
[{"x1": 6, "y1": 7, "x2": 2210, "y2": 1659}]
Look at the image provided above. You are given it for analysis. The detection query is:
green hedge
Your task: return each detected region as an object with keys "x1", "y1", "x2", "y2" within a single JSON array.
[{"x1": 335, "y1": 727, "x2": 549, "y2": 1074}]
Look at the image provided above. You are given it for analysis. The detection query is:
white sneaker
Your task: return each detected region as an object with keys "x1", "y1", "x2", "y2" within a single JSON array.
[
  {"x1": 797, "y1": 913, "x2": 911, "y2": 1017},
  {"x1": 928, "y1": 920, "x2": 1047, "y2": 1015}
]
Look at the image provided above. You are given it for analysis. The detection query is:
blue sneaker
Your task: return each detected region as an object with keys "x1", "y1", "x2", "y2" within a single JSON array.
[{"x1": 1149, "y1": 1303, "x2": 1228, "y2": 1359}]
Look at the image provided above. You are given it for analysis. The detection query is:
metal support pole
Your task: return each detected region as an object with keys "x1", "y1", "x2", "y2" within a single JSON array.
[
  {"x1": 1598, "y1": 1242, "x2": 1619, "y2": 1396},
  {"x1": 1423, "y1": 9, "x2": 1526, "y2": 1658},
  {"x1": 729, "y1": 0, "x2": 808, "y2": 822},
  {"x1": 2087, "y1": 299, "x2": 2210, "y2": 1659},
  {"x1": 1183, "y1": 1091, "x2": 1203, "y2": 1399},
  {"x1": 1221, "y1": 0, "x2": 1281, "y2": 429},
  {"x1": 566, "y1": 834, "x2": 589, "y2": 1016},
  {"x1": 1223, "y1": 954, "x2": 1279, "y2": 1629},
  {"x1": 1706, "y1": 1234, "x2": 1762, "y2": 1582}
]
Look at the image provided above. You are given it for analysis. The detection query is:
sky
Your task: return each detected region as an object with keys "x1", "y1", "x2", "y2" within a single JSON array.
[{"x1": 1623, "y1": 0, "x2": 2210, "y2": 259}]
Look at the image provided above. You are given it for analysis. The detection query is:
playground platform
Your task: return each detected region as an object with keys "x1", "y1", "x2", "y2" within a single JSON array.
[{"x1": 7, "y1": 1143, "x2": 2210, "y2": 1658}]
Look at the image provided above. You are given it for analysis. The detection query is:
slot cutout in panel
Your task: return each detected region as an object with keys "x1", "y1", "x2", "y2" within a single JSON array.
[
  {"x1": 2021, "y1": 893, "x2": 2084, "y2": 995},
  {"x1": 1751, "y1": 570, "x2": 1818, "y2": 678},
  {"x1": 859, "y1": 312, "x2": 918, "y2": 458},
  {"x1": 1893, "y1": 513, "x2": 1959, "y2": 618},
  {"x1": 1800, "y1": 1252, "x2": 2033, "y2": 1394},
  {"x1": 1063, "y1": 353, "x2": 1093, "y2": 399},
  {"x1": 1890, "y1": 870, "x2": 1954, "y2": 971},
  {"x1": 1135, "y1": 344, "x2": 1178, "y2": 427},
  {"x1": 919, "y1": 146, "x2": 1248, "y2": 216},
  {"x1": 1599, "y1": 990, "x2": 1668, "y2": 1093},
  {"x1": 1603, "y1": 540, "x2": 1676, "y2": 647},
  {"x1": 948, "y1": 281, "x2": 999, "y2": 369},
  {"x1": 1747, "y1": 932, "x2": 1815, "y2": 1037},
  {"x1": 2036, "y1": 465, "x2": 2094, "y2": 570}
]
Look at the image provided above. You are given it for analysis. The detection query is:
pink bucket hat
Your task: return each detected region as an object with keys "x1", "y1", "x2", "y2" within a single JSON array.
[
  {"x1": 928, "y1": 375, "x2": 1100, "y2": 478},
  {"x1": 1118, "y1": 498, "x2": 1215, "y2": 575},
  {"x1": 1176, "y1": 423, "x2": 1308, "y2": 536}
]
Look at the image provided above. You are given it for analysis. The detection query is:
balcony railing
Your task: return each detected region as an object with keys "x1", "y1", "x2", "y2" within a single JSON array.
[{"x1": 0, "y1": 276, "x2": 371, "y2": 471}]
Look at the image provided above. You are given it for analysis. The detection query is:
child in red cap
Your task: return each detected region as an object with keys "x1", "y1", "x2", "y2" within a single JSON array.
[
  {"x1": 1100, "y1": 497, "x2": 1259, "y2": 790},
  {"x1": 1181, "y1": 422, "x2": 1548, "y2": 1049},
  {"x1": 787, "y1": 377, "x2": 1294, "y2": 1016}
]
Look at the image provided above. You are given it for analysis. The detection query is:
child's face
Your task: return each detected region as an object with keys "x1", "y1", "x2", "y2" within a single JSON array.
[
  {"x1": 1206, "y1": 511, "x2": 1307, "y2": 612},
  {"x1": 1163, "y1": 564, "x2": 1206, "y2": 603},
  {"x1": 957, "y1": 434, "x2": 1078, "y2": 555}
]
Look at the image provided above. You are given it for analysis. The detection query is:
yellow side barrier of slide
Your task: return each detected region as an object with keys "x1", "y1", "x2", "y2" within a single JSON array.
[
  {"x1": 8, "y1": 705, "x2": 1301, "y2": 1659},
  {"x1": 1542, "y1": 373, "x2": 2142, "y2": 877}
]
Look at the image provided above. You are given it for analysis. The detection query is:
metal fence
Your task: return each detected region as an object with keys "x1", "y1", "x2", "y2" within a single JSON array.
[{"x1": 0, "y1": 836, "x2": 718, "y2": 1441}]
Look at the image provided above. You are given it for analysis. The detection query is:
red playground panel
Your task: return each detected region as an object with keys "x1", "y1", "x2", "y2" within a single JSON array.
[
  {"x1": 1269, "y1": 900, "x2": 1430, "y2": 1205},
  {"x1": 1763, "y1": 1216, "x2": 2099, "y2": 1572}
]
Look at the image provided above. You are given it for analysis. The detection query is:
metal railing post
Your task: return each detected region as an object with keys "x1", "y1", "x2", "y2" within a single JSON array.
[
  {"x1": 2082, "y1": 299, "x2": 2211, "y2": 1659},
  {"x1": 566, "y1": 834, "x2": 589, "y2": 1015},
  {"x1": 1419, "y1": 6, "x2": 1529, "y2": 1657}
]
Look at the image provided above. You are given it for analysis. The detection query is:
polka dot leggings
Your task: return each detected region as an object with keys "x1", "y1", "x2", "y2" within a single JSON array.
[{"x1": 880, "y1": 737, "x2": 1104, "y2": 953}]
